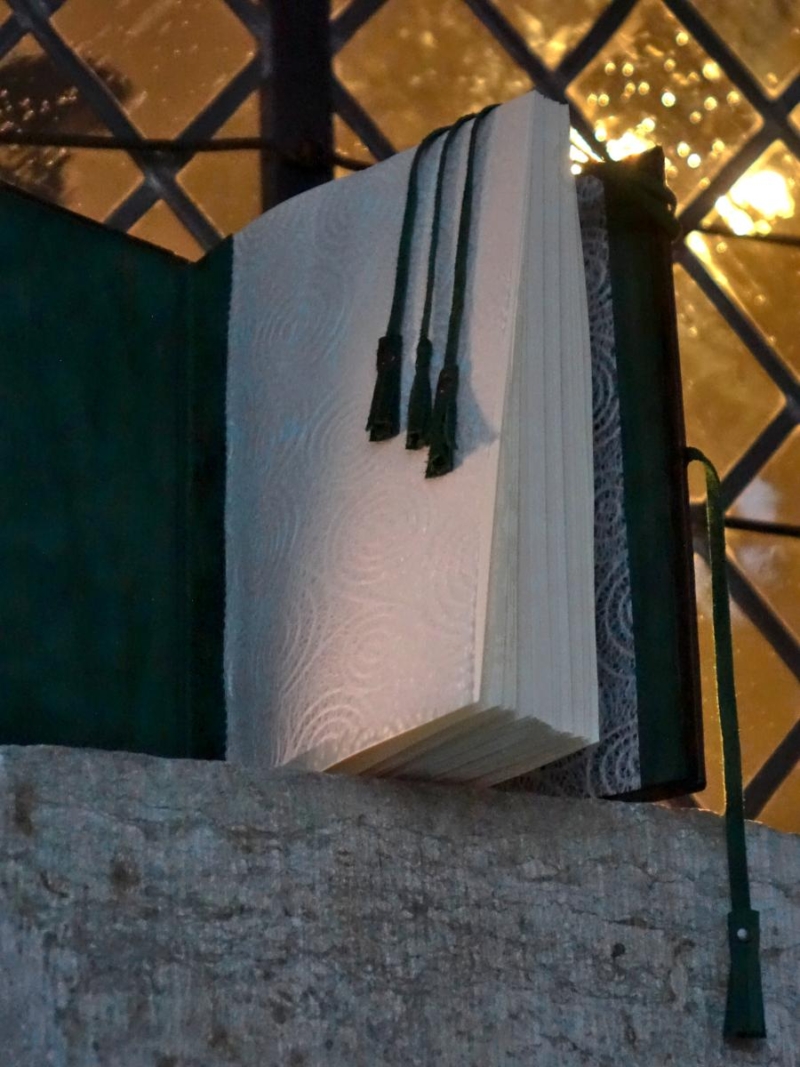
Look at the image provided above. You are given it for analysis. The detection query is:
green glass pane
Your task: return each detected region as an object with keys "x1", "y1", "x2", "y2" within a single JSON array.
[
  {"x1": 731, "y1": 428, "x2": 800, "y2": 526},
  {"x1": 570, "y1": 0, "x2": 761, "y2": 207},
  {"x1": 692, "y1": 0, "x2": 800, "y2": 97},
  {"x1": 52, "y1": 0, "x2": 256, "y2": 138},
  {"x1": 692, "y1": 556, "x2": 800, "y2": 816},
  {"x1": 686, "y1": 231, "x2": 800, "y2": 380},
  {"x1": 0, "y1": 34, "x2": 141, "y2": 220},
  {"x1": 675, "y1": 264, "x2": 783, "y2": 500},
  {"x1": 334, "y1": 0, "x2": 531, "y2": 150}
]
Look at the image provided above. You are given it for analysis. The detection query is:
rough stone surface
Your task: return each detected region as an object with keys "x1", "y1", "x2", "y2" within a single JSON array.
[{"x1": 0, "y1": 745, "x2": 797, "y2": 1067}]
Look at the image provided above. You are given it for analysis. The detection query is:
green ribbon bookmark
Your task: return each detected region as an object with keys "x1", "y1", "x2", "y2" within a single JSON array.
[
  {"x1": 366, "y1": 124, "x2": 447, "y2": 442},
  {"x1": 686, "y1": 447, "x2": 766, "y2": 1041},
  {"x1": 426, "y1": 104, "x2": 498, "y2": 478},
  {"x1": 406, "y1": 113, "x2": 473, "y2": 450}
]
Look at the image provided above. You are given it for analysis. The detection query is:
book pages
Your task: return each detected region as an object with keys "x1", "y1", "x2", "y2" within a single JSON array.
[
  {"x1": 516, "y1": 175, "x2": 642, "y2": 798},
  {"x1": 225, "y1": 91, "x2": 599, "y2": 777}
]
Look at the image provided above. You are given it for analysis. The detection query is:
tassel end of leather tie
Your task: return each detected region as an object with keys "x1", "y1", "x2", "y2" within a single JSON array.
[
  {"x1": 366, "y1": 333, "x2": 402, "y2": 441},
  {"x1": 406, "y1": 338, "x2": 434, "y2": 450},
  {"x1": 724, "y1": 909, "x2": 766, "y2": 1040},
  {"x1": 426, "y1": 364, "x2": 459, "y2": 478}
]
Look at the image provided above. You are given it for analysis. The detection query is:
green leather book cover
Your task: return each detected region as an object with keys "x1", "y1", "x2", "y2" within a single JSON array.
[
  {"x1": 590, "y1": 154, "x2": 703, "y2": 800},
  {"x1": 0, "y1": 182, "x2": 229, "y2": 758},
  {"x1": 0, "y1": 156, "x2": 703, "y2": 797}
]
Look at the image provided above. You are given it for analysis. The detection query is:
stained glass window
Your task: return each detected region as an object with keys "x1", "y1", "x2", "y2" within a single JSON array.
[
  {"x1": 0, "y1": 0, "x2": 797, "y2": 833},
  {"x1": 334, "y1": 0, "x2": 800, "y2": 833}
]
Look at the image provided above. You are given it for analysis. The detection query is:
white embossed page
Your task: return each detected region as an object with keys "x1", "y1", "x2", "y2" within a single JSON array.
[{"x1": 225, "y1": 91, "x2": 590, "y2": 773}]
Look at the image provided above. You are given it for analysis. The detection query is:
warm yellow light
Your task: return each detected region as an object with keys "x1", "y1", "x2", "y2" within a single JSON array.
[
  {"x1": 570, "y1": 128, "x2": 602, "y2": 163},
  {"x1": 730, "y1": 169, "x2": 794, "y2": 220},
  {"x1": 661, "y1": 91, "x2": 676, "y2": 107},
  {"x1": 714, "y1": 195, "x2": 756, "y2": 235},
  {"x1": 677, "y1": 141, "x2": 691, "y2": 158},
  {"x1": 689, "y1": 110, "x2": 702, "y2": 124},
  {"x1": 704, "y1": 96, "x2": 718, "y2": 111},
  {"x1": 702, "y1": 61, "x2": 721, "y2": 81},
  {"x1": 686, "y1": 230, "x2": 711, "y2": 260},
  {"x1": 622, "y1": 61, "x2": 634, "y2": 77},
  {"x1": 571, "y1": 163, "x2": 583, "y2": 175},
  {"x1": 687, "y1": 153, "x2": 701, "y2": 169},
  {"x1": 638, "y1": 81, "x2": 650, "y2": 94},
  {"x1": 606, "y1": 129, "x2": 655, "y2": 160},
  {"x1": 675, "y1": 30, "x2": 689, "y2": 46},
  {"x1": 604, "y1": 61, "x2": 616, "y2": 75},
  {"x1": 598, "y1": 92, "x2": 609, "y2": 107},
  {"x1": 711, "y1": 167, "x2": 794, "y2": 237}
]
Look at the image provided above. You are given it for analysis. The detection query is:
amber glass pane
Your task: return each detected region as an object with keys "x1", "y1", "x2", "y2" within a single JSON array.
[
  {"x1": 52, "y1": 0, "x2": 256, "y2": 138},
  {"x1": 334, "y1": 0, "x2": 531, "y2": 150},
  {"x1": 759, "y1": 764, "x2": 800, "y2": 835},
  {"x1": 731, "y1": 428, "x2": 800, "y2": 526},
  {"x1": 570, "y1": 0, "x2": 760, "y2": 207},
  {"x1": 692, "y1": 556, "x2": 800, "y2": 818},
  {"x1": 692, "y1": 0, "x2": 800, "y2": 97},
  {"x1": 128, "y1": 199, "x2": 204, "y2": 261},
  {"x1": 0, "y1": 35, "x2": 140, "y2": 221},
  {"x1": 675, "y1": 264, "x2": 783, "y2": 499},
  {"x1": 727, "y1": 530, "x2": 800, "y2": 644},
  {"x1": 51, "y1": 146, "x2": 142, "y2": 221},
  {"x1": 702, "y1": 141, "x2": 800, "y2": 239},
  {"x1": 334, "y1": 114, "x2": 374, "y2": 180},
  {"x1": 491, "y1": 0, "x2": 610, "y2": 71},
  {"x1": 686, "y1": 231, "x2": 800, "y2": 380},
  {"x1": 179, "y1": 92, "x2": 261, "y2": 237}
]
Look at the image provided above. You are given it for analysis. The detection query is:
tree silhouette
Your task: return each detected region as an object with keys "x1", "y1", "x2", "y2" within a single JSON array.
[{"x1": 0, "y1": 52, "x2": 132, "y2": 203}]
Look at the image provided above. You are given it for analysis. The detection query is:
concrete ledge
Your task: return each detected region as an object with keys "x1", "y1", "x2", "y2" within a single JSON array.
[{"x1": 0, "y1": 745, "x2": 797, "y2": 1066}]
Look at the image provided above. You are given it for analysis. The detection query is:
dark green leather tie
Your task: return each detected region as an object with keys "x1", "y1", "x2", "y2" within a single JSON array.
[{"x1": 687, "y1": 446, "x2": 766, "y2": 1040}]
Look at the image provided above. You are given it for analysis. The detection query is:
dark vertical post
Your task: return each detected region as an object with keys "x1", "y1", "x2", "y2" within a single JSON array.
[{"x1": 260, "y1": 0, "x2": 333, "y2": 210}]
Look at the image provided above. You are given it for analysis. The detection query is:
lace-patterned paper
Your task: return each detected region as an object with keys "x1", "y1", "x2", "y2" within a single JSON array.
[
  {"x1": 225, "y1": 94, "x2": 557, "y2": 772},
  {"x1": 514, "y1": 175, "x2": 641, "y2": 798}
]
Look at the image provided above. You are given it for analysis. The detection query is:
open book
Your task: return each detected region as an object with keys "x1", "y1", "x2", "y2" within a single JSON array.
[{"x1": 0, "y1": 90, "x2": 703, "y2": 800}]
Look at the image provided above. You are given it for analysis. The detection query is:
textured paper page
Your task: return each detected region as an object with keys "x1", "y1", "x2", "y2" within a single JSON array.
[
  {"x1": 513, "y1": 174, "x2": 641, "y2": 797},
  {"x1": 463, "y1": 107, "x2": 600, "y2": 786},
  {"x1": 226, "y1": 95, "x2": 537, "y2": 771},
  {"x1": 368, "y1": 98, "x2": 599, "y2": 783}
]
